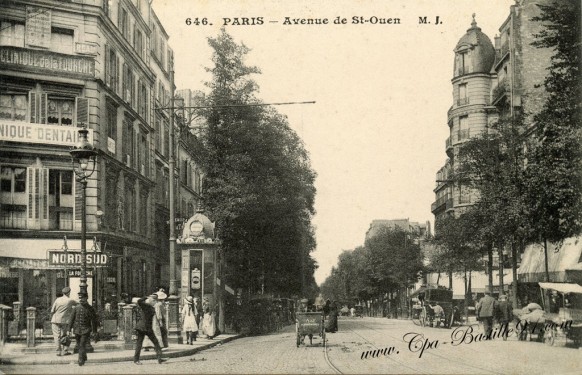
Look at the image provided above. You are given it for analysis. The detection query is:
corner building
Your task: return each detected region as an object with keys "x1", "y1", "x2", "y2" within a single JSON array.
[
  {"x1": 0, "y1": 0, "x2": 187, "y2": 322},
  {"x1": 432, "y1": 1, "x2": 552, "y2": 222}
]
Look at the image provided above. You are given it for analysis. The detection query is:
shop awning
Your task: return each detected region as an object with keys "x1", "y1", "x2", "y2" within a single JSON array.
[
  {"x1": 518, "y1": 237, "x2": 582, "y2": 283},
  {"x1": 410, "y1": 286, "x2": 427, "y2": 298},
  {"x1": 539, "y1": 282, "x2": 582, "y2": 294}
]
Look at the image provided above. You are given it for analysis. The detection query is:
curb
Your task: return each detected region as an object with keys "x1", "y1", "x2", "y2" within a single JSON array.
[{"x1": 0, "y1": 334, "x2": 244, "y2": 366}]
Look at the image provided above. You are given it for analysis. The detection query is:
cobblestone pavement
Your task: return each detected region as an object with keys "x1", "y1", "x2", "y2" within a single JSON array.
[{"x1": 1, "y1": 317, "x2": 581, "y2": 374}]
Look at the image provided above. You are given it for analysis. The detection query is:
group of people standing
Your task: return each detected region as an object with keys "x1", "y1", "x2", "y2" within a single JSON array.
[
  {"x1": 180, "y1": 295, "x2": 217, "y2": 344},
  {"x1": 50, "y1": 287, "x2": 99, "y2": 366},
  {"x1": 49, "y1": 286, "x2": 219, "y2": 366},
  {"x1": 476, "y1": 290, "x2": 513, "y2": 339}
]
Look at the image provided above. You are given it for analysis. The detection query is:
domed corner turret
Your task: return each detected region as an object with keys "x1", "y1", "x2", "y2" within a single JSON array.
[{"x1": 453, "y1": 14, "x2": 495, "y2": 77}]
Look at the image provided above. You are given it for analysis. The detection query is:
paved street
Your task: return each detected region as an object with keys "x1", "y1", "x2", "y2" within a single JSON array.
[{"x1": 1, "y1": 317, "x2": 580, "y2": 374}]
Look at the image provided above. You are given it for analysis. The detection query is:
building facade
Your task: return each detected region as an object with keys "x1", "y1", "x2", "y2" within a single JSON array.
[
  {"x1": 0, "y1": 0, "x2": 202, "y2": 324},
  {"x1": 432, "y1": 2, "x2": 553, "y2": 222}
]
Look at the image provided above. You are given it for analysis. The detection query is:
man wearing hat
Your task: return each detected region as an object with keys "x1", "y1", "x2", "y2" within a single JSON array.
[
  {"x1": 476, "y1": 289, "x2": 498, "y2": 337},
  {"x1": 50, "y1": 286, "x2": 76, "y2": 356},
  {"x1": 68, "y1": 292, "x2": 98, "y2": 366},
  {"x1": 133, "y1": 296, "x2": 166, "y2": 365}
]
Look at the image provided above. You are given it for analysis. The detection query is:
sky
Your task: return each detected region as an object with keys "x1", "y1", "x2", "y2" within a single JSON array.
[{"x1": 152, "y1": 0, "x2": 515, "y2": 285}]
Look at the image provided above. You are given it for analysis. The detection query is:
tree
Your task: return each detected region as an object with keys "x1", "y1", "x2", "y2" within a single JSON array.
[
  {"x1": 365, "y1": 227, "x2": 423, "y2": 316},
  {"x1": 198, "y1": 30, "x2": 317, "y2": 297},
  {"x1": 526, "y1": 0, "x2": 582, "y2": 247}
]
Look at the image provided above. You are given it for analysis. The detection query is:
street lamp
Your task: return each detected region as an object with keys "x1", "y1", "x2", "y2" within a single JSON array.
[{"x1": 70, "y1": 124, "x2": 97, "y2": 299}]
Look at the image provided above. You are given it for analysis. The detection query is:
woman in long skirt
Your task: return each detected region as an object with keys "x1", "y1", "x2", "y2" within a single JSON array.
[
  {"x1": 181, "y1": 296, "x2": 198, "y2": 344},
  {"x1": 202, "y1": 305, "x2": 216, "y2": 339}
]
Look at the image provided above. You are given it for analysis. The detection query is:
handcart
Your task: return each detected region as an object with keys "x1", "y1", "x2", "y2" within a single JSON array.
[
  {"x1": 538, "y1": 282, "x2": 582, "y2": 347},
  {"x1": 296, "y1": 311, "x2": 326, "y2": 347}
]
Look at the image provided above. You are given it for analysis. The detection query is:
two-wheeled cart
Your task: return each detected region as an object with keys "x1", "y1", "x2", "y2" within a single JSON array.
[{"x1": 296, "y1": 311, "x2": 326, "y2": 347}]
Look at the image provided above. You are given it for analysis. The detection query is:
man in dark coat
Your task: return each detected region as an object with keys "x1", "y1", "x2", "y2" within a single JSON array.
[
  {"x1": 133, "y1": 297, "x2": 166, "y2": 365},
  {"x1": 476, "y1": 290, "x2": 498, "y2": 336},
  {"x1": 496, "y1": 294, "x2": 512, "y2": 340},
  {"x1": 68, "y1": 292, "x2": 98, "y2": 366}
]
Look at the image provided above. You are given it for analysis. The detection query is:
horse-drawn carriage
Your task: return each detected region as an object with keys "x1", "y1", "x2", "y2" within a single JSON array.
[{"x1": 411, "y1": 286, "x2": 454, "y2": 328}]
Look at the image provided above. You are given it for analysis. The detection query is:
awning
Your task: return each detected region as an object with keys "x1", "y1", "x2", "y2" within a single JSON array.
[
  {"x1": 538, "y1": 282, "x2": 582, "y2": 294},
  {"x1": 518, "y1": 237, "x2": 582, "y2": 283},
  {"x1": 410, "y1": 286, "x2": 427, "y2": 298}
]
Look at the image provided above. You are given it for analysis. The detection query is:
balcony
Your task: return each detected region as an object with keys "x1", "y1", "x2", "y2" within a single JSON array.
[{"x1": 431, "y1": 195, "x2": 448, "y2": 213}]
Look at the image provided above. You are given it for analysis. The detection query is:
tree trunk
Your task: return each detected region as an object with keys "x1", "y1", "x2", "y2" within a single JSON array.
[
  {"x1": 487, "y1": 243, "x2": 494, "y2": 291},
  {"x1": 448, "y1": 270, "x2": 453, "y2": 290},
  {"x1": 498, "y1": 247, "x2": 504, "y2": 295},
  {"x1": 464, "y1": 268, "x2": 469, "y2": 323},
  {"x1": 511, "y1": 240, "x2": 519, "y2": 309}
]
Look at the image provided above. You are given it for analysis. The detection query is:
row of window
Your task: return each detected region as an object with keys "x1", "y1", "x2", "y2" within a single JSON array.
[
  {"x1": 0, "y1": 92, "x2": 86, "y2": 126},
  {"x1": 0, "y1": 167, "x2": 73, "y2": 230},
  {"x1": 105, "y1": 46, "x2": 149, "y2": 122},
  {"x1": 0, "y1": 20, "x2": 74, "y2": 54}
]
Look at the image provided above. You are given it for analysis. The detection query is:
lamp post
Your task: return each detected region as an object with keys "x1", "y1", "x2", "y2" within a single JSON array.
[{"x1": 69, "y1": 124, "x2": 97, "y2": 299}]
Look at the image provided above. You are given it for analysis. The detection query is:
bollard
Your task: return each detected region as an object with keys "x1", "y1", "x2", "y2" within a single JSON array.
[
  {"x1": 26, "y1": 307, "x2": 36, "y2": 348},
  {"x1": 117, "y1": 302, "x2": 126, "y2": 341},
  {"x1": 166, "y1": 295, "x2": 183, "y2": 344},
  {"x1": 0, "y1": 304, "x2": 11, "y2": 346},
  {"x1": 122, "y1": 305, "x2": 134, "y2": 350},
  {"x1": 12, "y1": 301, "x2": 21, "y2": 336}
]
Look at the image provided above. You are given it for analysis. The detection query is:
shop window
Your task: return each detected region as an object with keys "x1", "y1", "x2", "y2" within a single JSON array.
[
  {"x1": 0, "y1": 20, "x2": 25, "y2": 47},
  {"x1": 47, "y1": 98, "x2": 74, "y2": 126},
  {"x1": 50, "y1": 27, "x2": 74, "y2": 55},
  {"x1": 0, "y1": 94, "x2": 27, "y2": 121}
]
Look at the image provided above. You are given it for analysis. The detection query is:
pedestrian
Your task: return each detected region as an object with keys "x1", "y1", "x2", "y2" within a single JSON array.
[
  {"x1": 430, "y1": 302, "x2": 445, "y2": 327},
  {"x1": 496, "y1": 294, "x2": 512, "y2": 340},
  {"x1": 155, "y1": 289, "x2": 169, "y2": 348},
  {"x1": 133, "y1": 296, "x2": 166, "y2": 365},
  {"x1": 68, "y1": 292, "x2": 98, "y2": 366},
  {"x1": 181, "y1": 296, "x2": 199, "y2": 344},
  {"x1": 142, "y1": 294, "x2": 164, "y2": 351},
  {"x1": 476, "y1": 289, "x2": 497, "y2": 336},
  {"x1": 202, "y1": 304, "x2": 216, "y2": 339},
  {"x1": 50, "y1": 286, "x2": 75, "y2": 356},
  {"x1": 194, "y1": 297, "x2": 203, "y2": 334}
]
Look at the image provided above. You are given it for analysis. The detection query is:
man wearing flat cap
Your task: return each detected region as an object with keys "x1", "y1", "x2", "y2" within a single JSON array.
[{"x1": 50, "y1": 286, "x2": 76, "y2": 356}]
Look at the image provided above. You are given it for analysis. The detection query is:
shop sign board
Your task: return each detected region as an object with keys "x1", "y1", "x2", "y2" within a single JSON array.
[
  {"x1": 0, "y1": 121, "x2": 94, "y2": 146},
  {"x1": 48, "y1": 250, "x2": 109, "y2": 267},
  {"x1": 0, "y1": 46, "x2": 95, "y2": 78}
]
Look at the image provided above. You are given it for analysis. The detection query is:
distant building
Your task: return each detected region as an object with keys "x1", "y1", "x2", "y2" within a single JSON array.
[{"x1": 365, "y1": 219, "x2": 431, "y2": 242}]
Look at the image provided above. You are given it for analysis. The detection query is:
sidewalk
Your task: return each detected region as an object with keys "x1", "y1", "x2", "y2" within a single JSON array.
[{"x1": 0, "y1": 333, "x2": 242, "y2": 365}]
